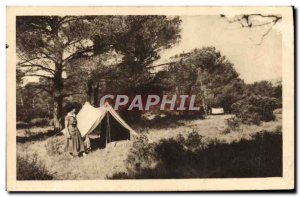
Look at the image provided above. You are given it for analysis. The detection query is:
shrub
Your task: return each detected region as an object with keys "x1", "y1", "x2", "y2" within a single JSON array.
[
  {"x1": 125, "y1": 135, "x2": 155, "y2": 173},
  {"x1": 45, "y1": 136, "x2": 65, "y2": 156},
  {"x1": 110, "y1": 130, "x2": 282, "y2": 179},
  {"x1": 17, "y1": 154, "x2": 52, "y2": 180},
  {"x1": 154, "y1": 138, "x2": 186, "y2": 168},
  {"x1": 226, "y1": 117, "x2": 241, "y2": 131},
  {"x1": 29, "y1": 118, "x2": 49, "y2": 127},
  {"x1": 184, "y1": 131, "x2": 205, "y2": 150},
  {"x1": 231, "y1": 95, "x2": 279, "y2": 125}
]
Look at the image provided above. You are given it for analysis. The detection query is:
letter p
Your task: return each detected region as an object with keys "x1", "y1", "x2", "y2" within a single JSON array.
[
  {"x1": 145, "y1": 95, "x2": 160, "y2": 110},
  {"x1": 114, "y1": 95, "x2": 129, "y2": 110}
]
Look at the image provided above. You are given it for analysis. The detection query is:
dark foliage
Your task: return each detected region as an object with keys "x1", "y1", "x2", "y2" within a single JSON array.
[
  {"x1": 17, "y1": 154, "x2": 53, "y2": 180},
  {"x1": 17, "y1": 82, "x2": 52, "y2": 122},
  {"x1": 125, "y1": 135, "x2": 156, "y2": 175},
  {"x1": 109, "y1": 130, "x2": 282, "y2": 179},
  {"x1": 228, "y1": 80, "x2": 282, "y2": 125},
  {"x1": 231, "y1": 95, "x2": 280, "y2": 125},
  {"x1": 165, "y1": 47, "x2": 241, "y2": 114}
]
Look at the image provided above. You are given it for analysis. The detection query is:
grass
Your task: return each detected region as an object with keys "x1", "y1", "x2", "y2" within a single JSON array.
[
  {"x1": 17, "y1": 135, "x2": 131, "y2": 180},
  {"x1": 17, "y1": 153, "x2": 53, "y2": 180},
  {"x1": 16, "y1": 109, "x2": 282, "y2": 180}
]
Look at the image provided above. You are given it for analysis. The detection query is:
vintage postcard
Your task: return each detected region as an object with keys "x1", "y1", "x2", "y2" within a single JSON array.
[{"x1": 6, "y1": 6, "x2": 294, "y2": 191}]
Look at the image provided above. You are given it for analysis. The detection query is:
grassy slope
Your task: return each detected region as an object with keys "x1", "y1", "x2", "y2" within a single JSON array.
[
  {"x1": 17, "y1": 109, "x2": 282, "y2": 180},
  {"x1": 147, "y1": 109, "x2": 281, "y2": 143}
]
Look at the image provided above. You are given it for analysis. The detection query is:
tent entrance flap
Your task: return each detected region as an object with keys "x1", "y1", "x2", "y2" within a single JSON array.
[{"x1": 103, "y1": 112, "x2": 130, "y2": 142}]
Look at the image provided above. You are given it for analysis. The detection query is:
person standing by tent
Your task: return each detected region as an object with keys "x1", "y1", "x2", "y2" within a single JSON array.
[{"x1": 64, "y1": 106, "x2": 86, "y2": 157}]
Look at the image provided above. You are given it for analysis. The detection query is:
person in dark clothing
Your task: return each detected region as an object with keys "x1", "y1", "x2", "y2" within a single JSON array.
[{"x1": 64, "y1": 107, "x2": 85, "y2": 157}]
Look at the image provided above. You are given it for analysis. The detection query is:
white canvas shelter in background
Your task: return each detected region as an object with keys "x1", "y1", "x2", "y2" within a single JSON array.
[
  {"x1": 75, "y1": 102, "x2": 137, "y2": 138},
  {"x1": 211, "y1": 107, "x2": 224, "y2": 115}
]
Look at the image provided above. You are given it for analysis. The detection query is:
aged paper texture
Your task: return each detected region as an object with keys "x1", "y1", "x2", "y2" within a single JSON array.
[{"x1": 7, "y1": 6, "x2": 294, "y2": 191}]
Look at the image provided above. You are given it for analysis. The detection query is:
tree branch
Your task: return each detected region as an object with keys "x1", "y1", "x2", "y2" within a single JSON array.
[
  {"x1": 146, "y1": 62, "x2": 176, "y2": 69},
  {"x1": 221, "y1": 14, "x2": 282, "y2": 28},
  {"x1": 18, "y1": 64, "x2": 55, "y2": 74},
  {"x1": 24, "y1": 74, "x2": 53, "y2": 80},
  {"x1": 62, "y1": 46, "x2": 94, "y2": 65},
  {"x1": 221, "y1": 14, "x2": 282, "y2": 45}
]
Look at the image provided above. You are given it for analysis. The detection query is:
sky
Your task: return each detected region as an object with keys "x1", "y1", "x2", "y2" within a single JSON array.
[{"x1": 156, "y1": 15, "x2": 282, "y2": 84}]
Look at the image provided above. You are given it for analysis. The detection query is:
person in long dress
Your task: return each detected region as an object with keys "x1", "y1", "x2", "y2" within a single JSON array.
[{"x1": 64, "y1": 107, "x2": 85, "y2": 157}]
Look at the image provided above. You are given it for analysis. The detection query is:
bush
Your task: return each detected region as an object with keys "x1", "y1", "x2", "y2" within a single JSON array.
[
  {"x1": 110, "y1": 130, "x2": 282, "y2": 179},
  {"x1": 125, "y1": 135, "x2": 155, "y2": 174},
  {"x1": 231, "y1": 95, "x2": 279, "y2": 125},
  {"x1": 29, "y1": 118, "x2": 49, "y2": 127},
  {"x1": 45, "y1": 136, "x2": 65, "y2": 156},
  {"x1": 17, "y1": 154, "x2": 52, "y2": 180},
  {"x1": 221, "y1": 128, "x2": 231, "y2": 134},
  {"x1": 226, "y1": 117, "x2": 241, "y2": 131}
]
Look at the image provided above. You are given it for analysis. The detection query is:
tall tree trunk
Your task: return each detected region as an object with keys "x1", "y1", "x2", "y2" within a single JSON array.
[
  {"x1": 53, "y1": 66, "x2": 64, "y2": 131},
  {"x1": 20, "y1": 89, "x2": 24, "y2": 106},
  {"x1": 86, "y1": 80, "x2": 93, "y2": 104},
  {"x1": 53, "y1": 96, "x2": 63, "y2": 130},
  {"x1": 93, "y1": 82, "x2": 100, "y2": 107},
  {"x1": 183, "y1": 82, "x2": 195, "y2": 116}
]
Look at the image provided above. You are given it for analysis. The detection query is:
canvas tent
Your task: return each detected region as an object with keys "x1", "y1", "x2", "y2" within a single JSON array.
[{"x1": 62, "y1": 102, "x2": 137, "y2": 143}]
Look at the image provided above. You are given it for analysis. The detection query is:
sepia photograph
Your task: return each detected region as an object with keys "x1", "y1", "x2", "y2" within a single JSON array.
[{"x1": 6, "y1": 6, "x2": 294, "y2": 191}]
